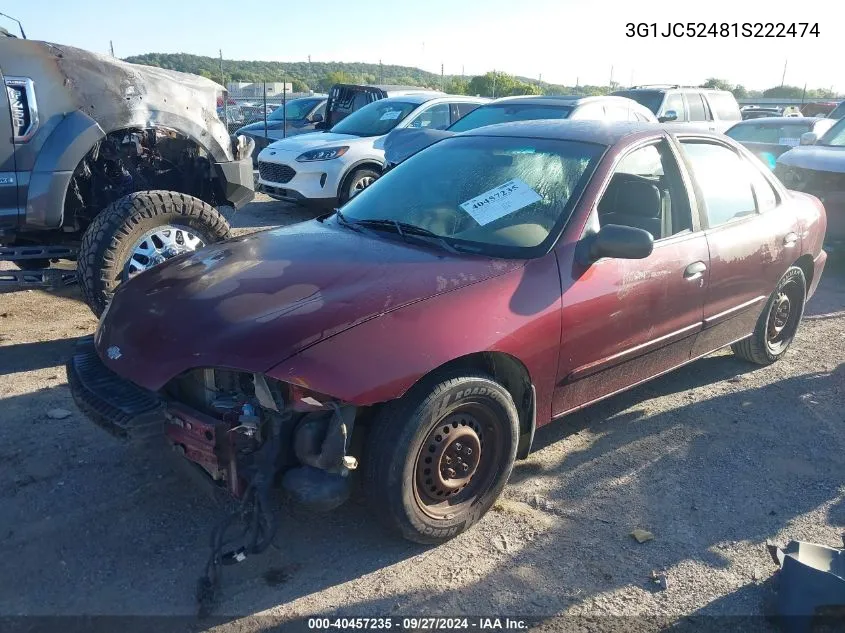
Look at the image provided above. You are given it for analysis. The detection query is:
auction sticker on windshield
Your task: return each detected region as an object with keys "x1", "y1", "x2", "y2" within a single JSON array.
[
  {"x1": 379, "y1": 110, "x2": 402, "y2": 121},
  {"x1": 460, "y1": 179, "x2": 542, "y2": 226}
]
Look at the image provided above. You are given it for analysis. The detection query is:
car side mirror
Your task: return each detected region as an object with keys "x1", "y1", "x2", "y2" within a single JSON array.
[
  {"x1": 579, "y1": 224, "x2": 654, "y2": 263},
  {"x1": 658, "y1": 110, "x2": 678, "y2": 123},
  {"x1": 311, "y1": 113, "x2": 324, "y2": 123},
  {"x1": 315, "y1": 120, "x2": 328, "y2": 130},
  {"x1": 800, "y1": 132, "x2": 818, "y2": 146}
]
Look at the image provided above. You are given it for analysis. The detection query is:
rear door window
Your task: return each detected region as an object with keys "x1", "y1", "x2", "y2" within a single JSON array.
[
  {"x1": 686, "y1": 93, "x2": 709, "y2": 121},
  {"x1": 451, "y1": 102, "x2": 481, "y2": 123},
  {"x1": 680, "y1": 141, "x2": 757, "y2": 227},
  {"x1": 706, "y1": 93, "x2": 741, "y2": 121}
]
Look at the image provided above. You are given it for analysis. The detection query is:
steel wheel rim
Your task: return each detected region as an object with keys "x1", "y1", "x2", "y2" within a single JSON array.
[
  {"x1": 413, "y1": 401, "x2": 504, "y2": 520},
  {"x1": 766, "y1": 281, "x2": 802, "y2": 354},
  {"x1": 123, "y1": 225, "x2": 204, "y2": 280}
]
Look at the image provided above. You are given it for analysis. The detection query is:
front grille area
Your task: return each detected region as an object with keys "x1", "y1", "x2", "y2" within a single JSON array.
[{"x1": 258, "y1": 161, "x2": 296, "y2": 184}]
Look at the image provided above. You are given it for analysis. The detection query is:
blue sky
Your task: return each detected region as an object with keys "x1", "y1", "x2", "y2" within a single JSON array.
[{"x1": 5, "y1": 0, "x2": 839, "y2": 91}]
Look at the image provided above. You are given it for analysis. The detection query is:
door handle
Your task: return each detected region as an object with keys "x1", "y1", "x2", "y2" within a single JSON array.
[
  {"x1": 783, "y1": 232, "x2": 798, "y2": 247},
  {"x1": 684, "y1": 261, "x2": 707, "y2": 281}
]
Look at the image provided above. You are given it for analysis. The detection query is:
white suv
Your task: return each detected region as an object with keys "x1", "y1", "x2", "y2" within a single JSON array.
[{"x1": 256, "y1": 93, "x2": 488, "y2": 206}]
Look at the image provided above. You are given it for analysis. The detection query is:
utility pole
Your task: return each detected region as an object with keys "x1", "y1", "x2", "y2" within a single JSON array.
[
  {"x1": 609, "y1": 65, "x2": 614, "y2": 88},
  {"x1": 492, "y1": 69, "x2": 497, "y2": 98},
  {"x1": 801, "y1": 82, "x2": 807, "y2": 105},
  {"x1": 307, "y1": 54, "x2": 312, "y2": 92},
  {"x1": 781, "y1": 58, "x2": 788, "y2": 87},
  {"x1": 441, "y1": 63, "x2": 444, "y2": 91},
  {"x1": 109, "y1": 40, "x2": 115, "y2": 57},
  {"x1": 379, "y1": 59, "x2": 383, "y2": 84}
]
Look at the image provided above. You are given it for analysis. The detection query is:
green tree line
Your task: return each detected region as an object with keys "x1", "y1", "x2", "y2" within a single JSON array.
[{"x1": 123, "y1": 54, "x2": 840, "y2": 100}]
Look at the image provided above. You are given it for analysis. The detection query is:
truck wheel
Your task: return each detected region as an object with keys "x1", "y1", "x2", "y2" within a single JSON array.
[
  {"x1": 341, "y1": 168, "x2": 380, "y2": 203},
  {"x1": 78, "y1": 191, "x2": 230, "y2": 316},
  {"x1": 364, "y1": 374, "x2": 519, "y2": 544},
  {"x1": 732, "y1": 266, "x2": 806, "y2": 365}
]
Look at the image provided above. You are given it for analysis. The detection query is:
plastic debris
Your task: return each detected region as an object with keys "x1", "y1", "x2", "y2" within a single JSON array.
[{"x1": 631, "y1": 529, "x2": 654, "y2": 543}]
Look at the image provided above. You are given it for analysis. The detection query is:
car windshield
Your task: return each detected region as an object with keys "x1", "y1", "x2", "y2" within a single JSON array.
[
  {"x1": 267, "y1": 99, "x2": 320, "y2": 121},
  {"x1": 829, "y1": 102, "x2": 845, "y2": 120},
  {"x1": 448, "y1": 104, "x2": 573, "y2": 132},
  {"x1": 726, "y1": 121, "x2": 812, "y2": 146},
  {"x1": 612, "y1": 90, "x2": 663, "y2": 114},
  {"x1": 330, "y1": 100, "x2": 418, "y2": 137},
  {"x1": 341, "y1": 135, "x2": 604, "y2": 255},
  {"x1": 818, "y1": 118, "x2": 845, "y2": 146}
]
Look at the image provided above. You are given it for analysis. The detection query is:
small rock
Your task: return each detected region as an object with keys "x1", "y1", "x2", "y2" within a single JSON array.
[
  {"x1": 0, "y1": 312, "x2": 9, "y2": 318},
  {"x1": 46, "y1": 408, "x2": 73, "y2": 420},
  {"x1": 650, "y1": 570, "x2": 669, "y2": 590},
  {"x1": 0, "y1": 334, "x2": 11, "y2": 342},
  {"x1": 631, "y1": 529, "x2": 654, "y2": 543},
  {"x1": 727, "y1": 376, "x2": 743, "y2": 383},
  {"x1": 769, "y1": 510, "x2": 777, "y2": 516},
  {"x1": 752, "y1": 568, "x2": 761, "y2": 582}
]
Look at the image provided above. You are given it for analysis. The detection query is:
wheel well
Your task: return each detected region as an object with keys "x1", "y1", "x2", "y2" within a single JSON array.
[
  {"x1": 794, "y1": 254, "x2": 814, "y2": 290},
  {"x1": 63, "y1": 127, "x2": 226, "y2": 233},
  {"x1": 407, "y1": 352, "x2": 536, "y2": 459},
  {"x1": 338, "y1": 161, "x2": 384, "y2": 198}
]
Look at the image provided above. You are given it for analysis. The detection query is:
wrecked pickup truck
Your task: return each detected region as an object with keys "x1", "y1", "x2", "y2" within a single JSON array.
[{"x1": 0, "y1": 35, "x2": 254, "y2": 315}]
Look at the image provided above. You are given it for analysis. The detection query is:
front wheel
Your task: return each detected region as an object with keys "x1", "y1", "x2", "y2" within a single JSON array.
[
  {"x1": 340, "y1": 167, "x2": 380, "y2": 204},
  {"x1": 731, "y1": 266, "x2": 807, "y2": 365},
  {"x1": 364, "y1": 374, "x2": 519, "y2": 544},
  {"x1": 77, "y1": 191, "x2": 231, "y2": 317}
]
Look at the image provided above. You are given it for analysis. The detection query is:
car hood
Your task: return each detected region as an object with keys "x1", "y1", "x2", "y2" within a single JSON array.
[
  {"x1": 384, "y1": 128, "x2": 455, "y2": 165},
  {"x1": 237, "y1": 120, "x2": 287, "y2": 133},
  {"x1": 263, "y1": 132, "x2": 362, "y2": 153},
  {"x1": 778, "y1": 145, "x2": 845, "y2": 172},
  {"x1": 96, "y1": 220, "x2": 523, "y2": 391}
]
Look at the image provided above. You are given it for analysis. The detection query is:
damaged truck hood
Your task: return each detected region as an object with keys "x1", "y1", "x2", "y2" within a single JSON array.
[
  {"x1": 0, "y1": 38, "x2": 234, "y2": 162},
  {"x1": 96, "y1": 220, "x2": 524, "y2": 391}
]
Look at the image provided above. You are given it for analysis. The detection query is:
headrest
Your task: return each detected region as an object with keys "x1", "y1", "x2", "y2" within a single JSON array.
[{"x1": 603, "y1": 177, "x2": 661, "y2": 219}]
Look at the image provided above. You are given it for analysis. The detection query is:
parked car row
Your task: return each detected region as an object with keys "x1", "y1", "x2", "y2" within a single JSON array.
[{"x1": 255, "y1": 91, "x2": 662, "y2": 206}]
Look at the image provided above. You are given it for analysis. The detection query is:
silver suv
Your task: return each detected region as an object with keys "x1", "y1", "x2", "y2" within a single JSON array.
[{"x1": 612, "y1": 85, "x2": 742, "y2": 133}]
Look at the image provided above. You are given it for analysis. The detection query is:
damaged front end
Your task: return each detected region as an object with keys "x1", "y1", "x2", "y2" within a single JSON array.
[
  {"x1": 66, "y1": 336, "x2": 360, "y2": 613},
  {"x1": 162, "y1": 365, "x2": 358, "y2": 508}
]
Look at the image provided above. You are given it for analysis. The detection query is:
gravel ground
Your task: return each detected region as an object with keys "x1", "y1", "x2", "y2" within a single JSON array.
[{"x1": 0, "y1": 195, "x2": 843, "y2": 632}]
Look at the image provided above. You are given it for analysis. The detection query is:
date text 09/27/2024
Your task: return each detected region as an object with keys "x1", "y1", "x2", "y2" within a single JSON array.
[{"x1": 625, "y1": 22, "x2": 820, "y2": 38}]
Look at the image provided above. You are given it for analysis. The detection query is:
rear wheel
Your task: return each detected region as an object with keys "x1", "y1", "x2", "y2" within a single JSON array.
[
  {"x1": 364, "y1": 374, "x2": 519, "y2": 544},
  {"x1": 78, "y1": 191, "x2": 230, "y2": 317},
  {"x1": 732, "y1": 266, "x2": 806, "y2": 365}
]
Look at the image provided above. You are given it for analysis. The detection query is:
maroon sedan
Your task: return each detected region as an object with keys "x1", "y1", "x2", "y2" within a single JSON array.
[{"x1": 69, "y1": 121, "x2": 827, "y2": 548}]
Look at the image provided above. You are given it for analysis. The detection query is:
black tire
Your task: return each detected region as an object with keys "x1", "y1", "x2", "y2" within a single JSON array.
[
  {"x1": 77, "y1": 191, "x2": 230, "y2": 317},
  {"x1": 364, "y1": 373, "x2": 519, "y2": 544},
  {"x1": 731, "y1": 266, "x2": 807, "y2": 365},
  {"x1": 340, "y1": 167, "x2": 380, "y2": 204}
]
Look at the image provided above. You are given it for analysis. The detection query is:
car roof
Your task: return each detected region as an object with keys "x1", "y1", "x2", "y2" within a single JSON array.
[
  {"x1": 377, "y1": 93, "x2": 487, "y2": 106},
  {"x1": 459, "y1": 119, "x2": 669, "y2": 144},
  {"x1": 486, "y1": 94, "x2": 639, "y2": 107},
  {"x1": 731, "y1": 116, "x2": 819, "y2": 126}
]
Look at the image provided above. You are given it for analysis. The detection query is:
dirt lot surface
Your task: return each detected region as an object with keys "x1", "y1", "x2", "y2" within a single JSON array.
[{"x1": 1, "y1": 195, "x2": 843, "y2": 632}]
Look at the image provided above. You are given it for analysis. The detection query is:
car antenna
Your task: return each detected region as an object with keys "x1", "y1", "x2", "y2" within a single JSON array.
[{"x1": 0, "y1": 13, "x2": 26, "y2": 39}]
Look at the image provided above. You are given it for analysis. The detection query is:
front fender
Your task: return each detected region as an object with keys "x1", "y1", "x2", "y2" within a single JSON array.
[{"x1": 265, "y1": 255, "x2": 563, "y2": 426}]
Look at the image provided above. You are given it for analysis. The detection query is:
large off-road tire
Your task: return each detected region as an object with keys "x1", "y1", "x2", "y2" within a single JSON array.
[
  {"x1": 78, "y1": 191, "x2": 230, "y2": 317},
  {"x1": 340, "y1": 167, "x2": 380, "y2": 204},
  {"x1": 731, "y1": 266, "x2": 807, "y2": 365},
  {"x1": 364, "y1": 373, "x2": 519, "y2": 544}
]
